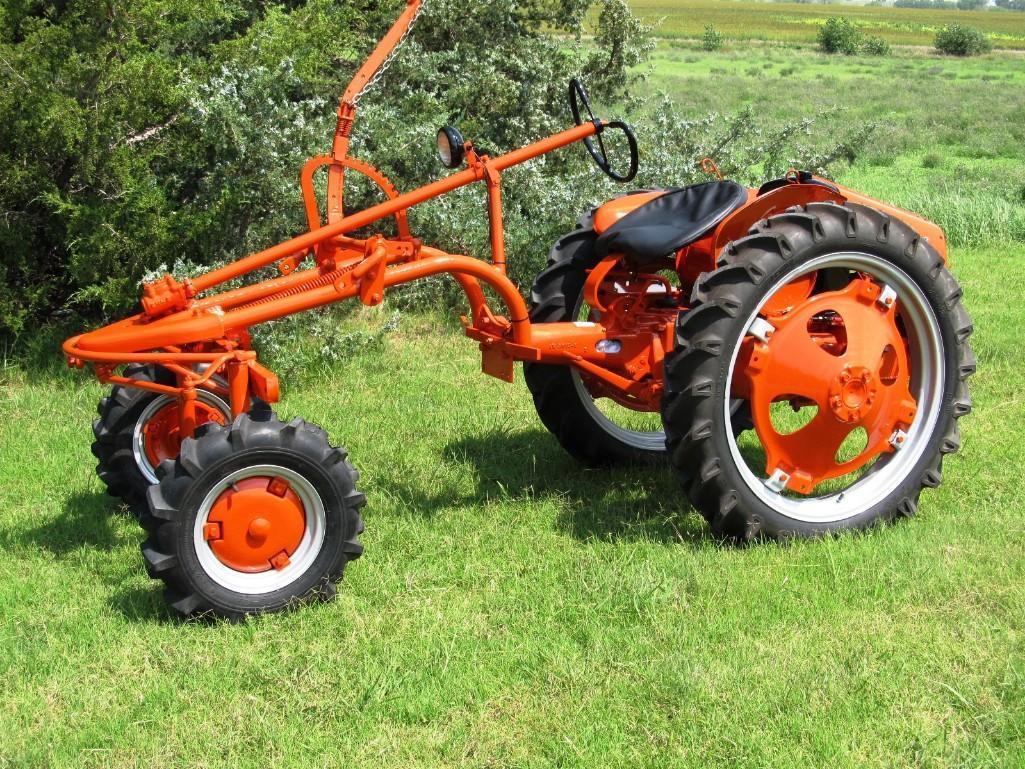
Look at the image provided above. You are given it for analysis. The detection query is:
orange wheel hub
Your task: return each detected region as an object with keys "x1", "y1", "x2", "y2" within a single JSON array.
[
  {"x1": 735, "y1": 276, "x2": 918, "y2": 495},
  {"x1": 203, "y1": 476, "x2": 307, "y2": 572},
  {"x1": 142, "y1": 400, "x2": 227, "y2": 468}
]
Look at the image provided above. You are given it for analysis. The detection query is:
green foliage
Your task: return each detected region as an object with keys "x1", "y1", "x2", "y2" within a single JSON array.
[
  {"x1": 995, "y1": 0, "x2": 1025, "y2": 11},
  {"x1": 622, "y1": 0, "x2": 1025, "y2": 49},
  {"x1": 817, "y1": 18, "x2": 864, "y2": 55},
  {"x1": 956, "y1": 0, "x2": 986, "y2": 9},
  {"x1": 861, "y1": 35, "x2": 891, "y2": 56},
  {"x1": 0, "y1": 0, "x2": 651, "y2": 342},
  {"x1": 701, "y1": 24, "x2": 724, "y2": 52},
  {"x1": 894, "y1": 0, "x2": 955, "y2": 7},
  {"x1": 935, "y1": 24, "x2": 994, "y2": 56},
  {"x1": 817, "y1": 18, "x2": 889, "y2": 57},
  {"x1": 635, "y1": 101, "x2": 874, "y2": 191}
]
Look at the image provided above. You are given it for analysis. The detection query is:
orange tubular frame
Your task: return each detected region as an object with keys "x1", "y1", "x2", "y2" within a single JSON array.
[
  {"x1": 62, "y1": 0, "x2": 651, "y2": 434},
  {"x1": 63, "y1": 1, "x2": 944, "y2": 448}
]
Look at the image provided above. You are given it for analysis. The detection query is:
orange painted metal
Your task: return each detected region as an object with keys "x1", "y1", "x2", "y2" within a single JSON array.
[
  {"x1": 327, "y1": 0, "x2": 425, "y2": 224},
  {"x1": 736, "y1": 275, "x2": 917, "y2": 494},
  {"x1": 830, "y1": 181, "x2": 948, "y2": 261},
  {"x1": 301, "y1": 154, "x2": 410, "y2": 237},
  {"x1": 593, "y1": 191, "x2": 664, "y2": 234},
  {"x1": 141, "y1": 399, "x2": 228, "y2": 468},
  {"x1": 711, "y1": 184, "x2": 829, "y2": 254},
  {"x1": 205, "y1": 476, "x2": 307, "y2": 572},
  {"x1": 62, "y1": 0, "x2": 951, "y2": 463}
]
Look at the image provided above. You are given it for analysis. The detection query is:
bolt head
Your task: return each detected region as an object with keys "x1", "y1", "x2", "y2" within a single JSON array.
[{"x1": 248, "y1": 517, "x2": 272, "y2": 540}]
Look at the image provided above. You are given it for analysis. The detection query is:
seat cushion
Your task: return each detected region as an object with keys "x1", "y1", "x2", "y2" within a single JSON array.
[{"x1": 595, "y1": 180, "x2": 749, "y2": 260}]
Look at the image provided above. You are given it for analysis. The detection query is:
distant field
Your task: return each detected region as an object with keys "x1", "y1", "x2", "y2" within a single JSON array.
[
  {"x1": 638, "y1": 42, "x2": 1025, "y2": 249},
  {"x1": 625, "y1": 0, "x2": 1025, "y2": 49}
]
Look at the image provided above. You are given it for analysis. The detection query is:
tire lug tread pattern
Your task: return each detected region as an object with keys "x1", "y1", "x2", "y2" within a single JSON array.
[
  {"x1": 661, "y1": 202, "x2": 973, "y2": 542},
  {"x1": 141, "y1": 410, "x2": 365, "y2": 620}
]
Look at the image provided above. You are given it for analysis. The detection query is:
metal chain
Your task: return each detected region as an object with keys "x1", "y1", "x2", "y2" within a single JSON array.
[{"x1": 352, "y1": 0, "x2": 429, "y2": 105}]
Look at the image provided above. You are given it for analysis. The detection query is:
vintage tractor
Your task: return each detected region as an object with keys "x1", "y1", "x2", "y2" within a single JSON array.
[{"x1": 65, "y1": 0, "x2": 973, "y2": 618}]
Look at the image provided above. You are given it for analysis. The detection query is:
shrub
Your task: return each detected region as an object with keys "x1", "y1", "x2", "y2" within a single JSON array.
[
  {"x1": 818, "y1": 17, "x2": 863, "y2": 55},
  {"x1": 934, "y1": 24, "x2": 993, "y2": 56},
  {"x1": 702, "y1": 24, "x2": 725, "y2": 52},
  {"x1": 0, "y1": 0, "x2": 652, "y2": 342},
  {"x1": 861, "y1": 35, "x2": 891, "y2": 56},
  {"x1": 818, "y1": 18, "x2": 890, "y2": 56}
]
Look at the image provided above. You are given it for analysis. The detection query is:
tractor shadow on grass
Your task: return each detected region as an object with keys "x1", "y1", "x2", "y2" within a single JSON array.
[
  {"x1": 393, "y1": 429, "x2": 713, "y2": 546},
  {"x1": 11, "y1": 490, "x2": 180, "y2": 623},
  {"x1": 7, "y1": 489, "x2": 129, "y2": 554}
]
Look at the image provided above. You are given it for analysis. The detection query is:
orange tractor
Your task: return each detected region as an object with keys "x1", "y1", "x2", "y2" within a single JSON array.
[{"x1": 66, "y1": 1, "x2": 973, "y2": 618}]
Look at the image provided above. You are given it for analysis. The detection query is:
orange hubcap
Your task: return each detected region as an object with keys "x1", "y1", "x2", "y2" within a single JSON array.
[
  {"x1": 142, "y1": 400, "x2": 227, "y2": 468},
  {"x1": 735, "y1": 276, "x2": 918, "y2": 495},
  {"x1": 203, "y1": 476, "x2": 307, "y2": 572}
]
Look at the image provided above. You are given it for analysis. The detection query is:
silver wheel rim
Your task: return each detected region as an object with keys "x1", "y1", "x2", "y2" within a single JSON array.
[
  {"x1": 193, "y1": 464, "x2": 327, "y2": 594},
  {"x1": 570, "y1": 286, "x2": 666, "y2": 452},
  {"x1": 132, "y1": 390, "x2": 231, "y2": 484},
  {"x1": 570, "y1": 369, "x2": 666, "y2": 451},
  {"x1": 724, "y1": 252, "x2": 945, "y2": 524},
  {"x1": 132, "y1": 391, "x2": 230, "y2": 481}
]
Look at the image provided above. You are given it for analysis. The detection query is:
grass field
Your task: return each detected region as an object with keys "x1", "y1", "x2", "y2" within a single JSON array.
[
  {"x1": 641, "y1": 43, "x2": 1025, "y2": 249},
  {"x1": 3, "y1": 9, "x2": 1025, "y2": 768},
  {"x1": 625, "y1": 0, "x2": 1025, "y2": 49},
  {"x1": 2, "y1": 253, "x2": 1024, "y2": 766}
]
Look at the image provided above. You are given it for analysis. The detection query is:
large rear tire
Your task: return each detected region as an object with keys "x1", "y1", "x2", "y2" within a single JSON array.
[
  {"x1": 661, "y1": 202, "x2": 974, "y2": 541},
  {"x1": 523, "y1": 210, "x2": 668, "y2": 466}
]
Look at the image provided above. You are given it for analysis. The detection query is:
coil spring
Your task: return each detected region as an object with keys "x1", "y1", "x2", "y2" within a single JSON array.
[{"x1": 238, "y1": 261, "x2": 360, "y2": 312}]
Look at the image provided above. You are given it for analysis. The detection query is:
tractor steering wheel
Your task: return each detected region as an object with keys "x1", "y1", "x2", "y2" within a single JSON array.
[{"x1": 568, "y1": 78, "x2": 638, "y2": 183}]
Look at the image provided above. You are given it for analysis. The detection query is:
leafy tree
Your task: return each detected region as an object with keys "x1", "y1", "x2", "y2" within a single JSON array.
[
  {"x1": 935, "y1": 23, "x2": 994, "y2": 55},
  {"x1": 702, "y1": 24, "x2": 725, "y2": 52},
  {"x1": 817, "y1": 17, "x2": 888, "y2": 56},
  {"x1": 0, "y1": 0, "x2": 650, "y2": 340},
  {"x1": 861, "y1": 35, "x2": 891, "y2": 56},
  {"x1": 0, "y1": 0, "x2": 875, "y2": 347},
  {"x1": 818, "y1": 17, "x2": 864, "y2": 55}
]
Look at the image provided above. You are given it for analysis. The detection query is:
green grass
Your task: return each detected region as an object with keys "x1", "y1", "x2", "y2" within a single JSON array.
[
  {"x1": 623, "y1": 0, "x2": 1025, "y2": 49},
  {"x1": 639, "y1": 42, "x2": 1025, "y2": 250},
  {"x1": 1, "y1": 241, "x2": 1024, "y2": 766},
  {"x1": 3, "y1": 15, "x2": 1025, "y2": 767}
]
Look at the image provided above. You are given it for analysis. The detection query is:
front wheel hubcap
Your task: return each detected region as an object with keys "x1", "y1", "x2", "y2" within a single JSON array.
[
  {"x1": 194, "y1": 464, "x2": 327, "y2": 594},
  {"x1": 204, "y1": 476, "x2": 307, "y2": 573}
]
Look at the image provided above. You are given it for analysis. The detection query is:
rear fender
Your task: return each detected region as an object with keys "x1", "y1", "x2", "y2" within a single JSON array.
[
  {"x1": 708, "y1": 180, "x2": 948, "y2": 264},
  {"x1": 711, "y1": 183, "x2": 842, "y2": 254},
  {"x1": 593, "y1": 190, "x2": 666, "y2": 234},
  {"x1": 830, "y1": 181, "x2": 948, "y2": 261}
]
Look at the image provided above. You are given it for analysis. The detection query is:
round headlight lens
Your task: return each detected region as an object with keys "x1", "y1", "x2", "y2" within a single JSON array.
[{"x1": 437, "y1": 126, "x2": 465, "y2": 169}]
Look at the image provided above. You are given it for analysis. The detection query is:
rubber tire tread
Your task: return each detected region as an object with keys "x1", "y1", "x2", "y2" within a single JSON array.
[
  {"x1": 661, "y1": 202, "x2": 974, "y2": 542},
  {"x1": 142, "y1": 410, "x2": 365, "y2": 620},
  {"x1": 91, "y1": 365, "x2": 177, "y2": 520}
]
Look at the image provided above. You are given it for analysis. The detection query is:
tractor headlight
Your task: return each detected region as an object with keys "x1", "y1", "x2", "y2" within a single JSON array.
[{"x1": 437, "y1": 126, "x2": 465, "y2": 169}]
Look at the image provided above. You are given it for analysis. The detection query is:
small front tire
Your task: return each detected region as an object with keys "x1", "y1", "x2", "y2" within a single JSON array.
[
  {"x1": 143, "y1": 411, "x2": 365, "y2": 619},
  {"x1": 92, "y1": 365, "x2": 231, "y2": 518}
]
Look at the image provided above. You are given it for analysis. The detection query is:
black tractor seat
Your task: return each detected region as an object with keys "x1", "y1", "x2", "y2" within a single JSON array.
[{"x1": 595, "y1": 180, "x2": 748, "y2": 261}]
